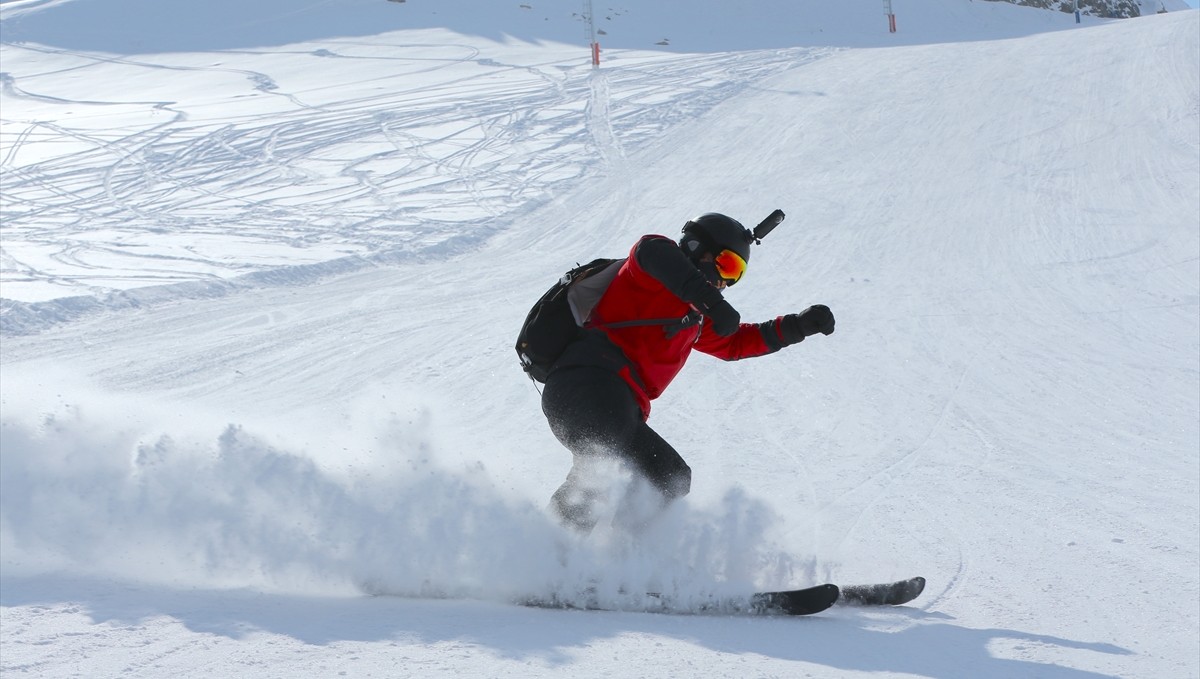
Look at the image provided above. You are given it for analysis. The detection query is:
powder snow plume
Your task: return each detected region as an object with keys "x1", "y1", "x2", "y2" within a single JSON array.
[{"x1": 0, "y1": 373, "x2": 816, "y2": 608}]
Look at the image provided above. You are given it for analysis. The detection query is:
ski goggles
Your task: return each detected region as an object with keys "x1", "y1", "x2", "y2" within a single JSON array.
[{"x1": 713, "y1": 249, "x2": 747, "y2": 285}]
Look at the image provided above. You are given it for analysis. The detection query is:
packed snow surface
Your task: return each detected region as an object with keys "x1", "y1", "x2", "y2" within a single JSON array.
[{"x1": 1, "y1": 0, "x2": 1197, "y2": 677}]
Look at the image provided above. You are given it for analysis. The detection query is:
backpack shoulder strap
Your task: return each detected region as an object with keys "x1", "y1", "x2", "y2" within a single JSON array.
[
  {"x1": 567, "y1": 258, "x2": 702, "y2": 334},
  {"x1": 567, "y1": 258, "x2": 625, "y2": 326}
]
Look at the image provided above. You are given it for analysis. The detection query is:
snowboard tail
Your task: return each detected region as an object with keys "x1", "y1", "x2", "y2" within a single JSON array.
[{"x1": 838, "y1": 576, "x2": 926, "y2": 607}]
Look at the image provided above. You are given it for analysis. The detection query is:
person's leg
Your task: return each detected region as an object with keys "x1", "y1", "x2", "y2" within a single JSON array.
[
  {"x1": 548, "y1": 462, "x2": 604, "y2": 532},
  {"x1": 626, "y1": 423, "x2": 691, "y2": 501},
  {"x1": 610, "y1": 422, "x2": 692, "y2": 532},
  {"x1": 542, "y1": 367, "x2": 692, "y2": 532},
  {"x1": 542, "y1": 367, "x2": 642, "y2": 532}
]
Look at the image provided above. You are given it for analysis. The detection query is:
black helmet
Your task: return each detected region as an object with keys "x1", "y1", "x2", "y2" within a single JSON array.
[
  {"x1": 686, "y1": 213, "x2": 748, "y2": 263},
  {"x1": 680, "y1": 212, "x2": 753, "y2": 264},
  {"x1": 680, "y1": 212, "x2": 754, "y2": 286}
]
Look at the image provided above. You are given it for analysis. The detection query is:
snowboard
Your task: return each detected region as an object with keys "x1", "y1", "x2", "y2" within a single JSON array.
[
  {"x1": 519, "y1": 576, "x2": 924, "y2": 616},
  {"x1": 753, "y1": 576, "x2": 925, "y2": 615}
]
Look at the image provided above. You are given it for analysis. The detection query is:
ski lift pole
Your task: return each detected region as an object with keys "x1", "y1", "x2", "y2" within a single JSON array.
[{"x1": 583, "y1": 0, "x2": 600, "y2": 67}]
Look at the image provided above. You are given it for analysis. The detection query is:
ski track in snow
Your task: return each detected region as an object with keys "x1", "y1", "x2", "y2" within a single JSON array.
[{"x1": 0, "y1": 38, "x2": 829, "y2": 330}]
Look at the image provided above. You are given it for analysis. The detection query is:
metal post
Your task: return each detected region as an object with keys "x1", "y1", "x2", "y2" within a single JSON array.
[
  {"x1": 583, "y1": 0, "x2": 599, "y2": 67},
  {"x1": 883, "y1": 0, "x2": 897, "y2": 33}
]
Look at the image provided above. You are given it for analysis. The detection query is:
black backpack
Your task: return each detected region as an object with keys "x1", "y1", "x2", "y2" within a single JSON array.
[
  {"x1": 515, "y1": 257, "x2": 701, "y2": 383},
  {"x1": 515, "y1": 258, "x2": 623, "y2": 383}
]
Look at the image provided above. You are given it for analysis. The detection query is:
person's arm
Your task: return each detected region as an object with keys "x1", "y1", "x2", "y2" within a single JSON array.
[
  {"x1": 634, "y1": 236, "x2": 740, "y2": 336},
  {"x1": 696, "y1": 305, "x2": 836, "y2": 360}
]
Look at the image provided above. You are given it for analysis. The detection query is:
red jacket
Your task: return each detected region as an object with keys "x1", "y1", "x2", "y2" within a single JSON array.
[{"x1": 571, "y1": 235, "x2": 783, "y2": 418}]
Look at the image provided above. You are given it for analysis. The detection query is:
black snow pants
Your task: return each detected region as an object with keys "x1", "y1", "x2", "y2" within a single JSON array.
[{"x1": 541, "y1": 366, "x2": 691, "y2": 532}]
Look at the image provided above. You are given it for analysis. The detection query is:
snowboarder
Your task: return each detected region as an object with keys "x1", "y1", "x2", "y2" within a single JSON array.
[{"x1": 540, "y1": 212, "x2": 835, "y2": 533}]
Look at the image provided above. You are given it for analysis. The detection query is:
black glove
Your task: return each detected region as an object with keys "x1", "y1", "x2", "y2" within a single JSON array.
[
  {"x1": 779, "y1": 305, "x2": 835, "y2": 345},
  {"x1": 700, "y1": 297, "x2": 740, "y2": 337}
]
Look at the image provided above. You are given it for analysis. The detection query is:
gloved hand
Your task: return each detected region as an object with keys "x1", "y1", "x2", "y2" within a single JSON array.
[
  {"x1": 701, "y1": 297, "x2": 740, "y2": 337},
  {"x1": 779, "y1": 305, "x2": 835, "y2": 345}
]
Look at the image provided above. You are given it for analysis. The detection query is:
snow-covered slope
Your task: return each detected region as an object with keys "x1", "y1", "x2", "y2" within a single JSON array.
[
  {"x1": 1, "y1": 1, "x2": 1198, "y2": 677},
  {"x1": 0, "y1": 0, "x2": 1161, "y2": 313}
]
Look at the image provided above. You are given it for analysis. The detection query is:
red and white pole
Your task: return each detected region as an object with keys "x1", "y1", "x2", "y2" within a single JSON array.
[
  {"x1": 584, "y1": 0, "x2": 600, "y2": 67},
  {"x1": 883, "y1": 0, "x2": 896, "y2": 33}
]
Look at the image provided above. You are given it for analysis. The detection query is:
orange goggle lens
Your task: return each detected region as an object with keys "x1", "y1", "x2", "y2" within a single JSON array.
[{"x1": 713, "y1": 249, "x2": 747, "y2": 285}]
